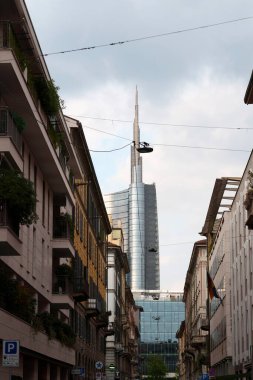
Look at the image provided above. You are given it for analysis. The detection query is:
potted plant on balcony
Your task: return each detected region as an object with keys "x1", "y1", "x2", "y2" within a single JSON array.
[
  {"x1": 0, "y1": 169, "x2": 38, "y2": 227},
  {"x1": 34, "y1": 77, "x2": 64, "y2": 116}
]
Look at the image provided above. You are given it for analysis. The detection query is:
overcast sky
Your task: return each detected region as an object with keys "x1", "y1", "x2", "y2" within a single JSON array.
[{"x1": 25, "y1": 0, "x2": 253, "y2": 291}]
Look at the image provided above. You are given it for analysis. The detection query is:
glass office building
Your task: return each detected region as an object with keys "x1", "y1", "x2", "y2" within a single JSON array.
[
  {"x1": 135, "y1": 291, "x2": 185, "y2": 376},
  {"x1": 104, "y1": 89, "x2": 159, "y2": 291}
]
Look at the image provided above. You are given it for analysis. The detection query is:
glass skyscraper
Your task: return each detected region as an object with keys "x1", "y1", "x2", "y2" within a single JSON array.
[
  {"x1": 135, "y1": 291, "x2": 185, "y2": 376},
  {"x1": 104, "y1": 88, "x2": 159, "y2": 291}
]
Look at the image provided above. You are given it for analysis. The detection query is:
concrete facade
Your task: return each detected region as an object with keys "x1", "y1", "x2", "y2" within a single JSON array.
[
  {"x1": 106, "y1": 227, "x2": 141, "y2": 380},
  {"x1": 182, "y1": 240, "x2": 208, "y2": 380},
  {"x1": 0, "y1": 2, "x2": 111, "y2": 379},
  {"x1": 229, "y1": 155, "x2": 253, "y2": 376}
]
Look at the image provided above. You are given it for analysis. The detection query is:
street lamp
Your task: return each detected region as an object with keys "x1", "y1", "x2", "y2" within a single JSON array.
[
  {"x1": 152, "y1": 315, "x2": 160, "y2": 341},
  {"x1": 134, "y1": 141, "x2": 153, "y2": 154}
]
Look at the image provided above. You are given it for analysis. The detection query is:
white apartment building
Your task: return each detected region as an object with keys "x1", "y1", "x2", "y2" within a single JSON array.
[
  {"x1": 201, "y1": 178, "x2": 240, "y2": 378},
  {"x1": 229, "y1": 156, "x2": 253, "y2": 376},
  {"x1": 106, "y1": 223, "x2": 141, "y2": 380}
]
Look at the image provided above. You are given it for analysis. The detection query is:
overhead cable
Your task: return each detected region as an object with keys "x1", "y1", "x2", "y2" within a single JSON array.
[
  {"x1": 89, "y1": 142, "x2": 131, "y2": 152},
  {"x1": 43, "y1": 16, "x2": 253, "y2": 56},
  {"x1": 75, "y1": 115, "x2": 253, "y2": 131}
]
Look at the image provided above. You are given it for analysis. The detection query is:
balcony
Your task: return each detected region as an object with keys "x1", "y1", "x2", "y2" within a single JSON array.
[
  {"x1": 191, "y1": 335, "x2": 206, "y2": 348},
  {"x1": 244, "y1": 190, "x2": 253, "y2": 229},
  {"x1": 121, "y1": 347, "x2": 131, "y2": 358},
  {"x1": 52, "y1": 216, "x2": 75, "y2": 258},
  {"x1": 0, "y1": 42, "x2": 76, "y2": 202},
  {"x1": 115, "y1": 343, "x2": 123, "y2": 353},
  {"x1": 85, "y1": 298, "x2": 102, "y2": 318},
  {"x1": 52, "y1": 275, "x2": 74, "y2": 309},
  {"x1": 103, "y1": 322, "x2": 115, "y2": 336},
  {"x1": 94, "y1": 311, "x2": 111, "y2": 329},
  {"x1": 0, "y1": 107, "x2": 23, "y2": 170},
  {"x1": 0, "y1": 308, "x2": 75, "y2": 365},
  {"x1": 73, "y1": 276, "x2": 89, "y2": 302},
  {"x1": 0, "y1": 199, "x2": 21, "y2": 256},
  {"x1": 200, "y1": 318, "x2": 209, "y2": 331}
]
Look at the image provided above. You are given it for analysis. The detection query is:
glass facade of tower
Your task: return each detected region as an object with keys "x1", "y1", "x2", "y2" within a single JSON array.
[
  {"x1": 135, "y1": 291, "x2": 185, "y2": 376},
  {"x1": 104, "y1": 185, "x2": 160, "y2": 291}
]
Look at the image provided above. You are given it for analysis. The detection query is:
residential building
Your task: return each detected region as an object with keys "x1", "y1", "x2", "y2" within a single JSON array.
[
  {"x1": 182, "y1": 240, "x2": 208, "y2": 380},
  {"x1": 68, "y1": 118, "x2": 111, "y2": 380},
  {"x1": 0, "y1": 0, "x2": 81, "y2": 378},
  {"x1": 106, "y1": 223, "x2": 141, "y2": 380},
  {"x1": 134, "y1": 290, "x2": 184, "y2": 378},
  {"x1": 224, "y1": 150, "x2": 253, "y2": 377},
  {"x1": 104, "y1": 88, "x2": 159, "y2": 293},
  {"x1": 0, "y1": 2, "x2": 112, "y2": 379},
  {"x1": 200, "y1": 178, "x2": 240, "y2": 378},
  {"x1": 176, "y1": 321, "x2": 186, "y2": 380}
]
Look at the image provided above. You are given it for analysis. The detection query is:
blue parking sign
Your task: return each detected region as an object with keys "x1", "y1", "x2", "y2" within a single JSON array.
[
  {"x1": 3, "y1": 341, "x2": 18, "y2": 355},
  {"x1": 2, "y1": 340, "x2": 20, "y2": 367}
]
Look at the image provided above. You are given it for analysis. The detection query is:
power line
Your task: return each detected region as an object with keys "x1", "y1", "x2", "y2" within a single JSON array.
[
  {"x1": 73, "y1": 115, "x2": 253, "y2": 131},
  {"x1": 153, "y1": 143, "x2": 250, "y2": 153},
  {"x1": 84, "y1": 125, "x2": 131, "y2": 141},
  {"x1": 89, "y1": 142, "x2": 131, "y2": 152},
  {"x1": 43, "y1": 16, "x2": 253, "y2": 56},
  {"x1": 83, "y1": 125, "x2": 250, "y2": 153}
]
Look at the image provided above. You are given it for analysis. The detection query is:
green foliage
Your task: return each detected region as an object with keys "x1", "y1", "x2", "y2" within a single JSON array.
[
  {"x1": 147, "y1": 355, "x2": 167, "y2": 380},
  {"x1": 0, "y1": 169, "x2": 38, "y2": 226},
  {"x1": 11, "y1": 112, "x2": 26, "y2": 132},
  {"x1": 47, "y1": 123, "x2": 63, "y2": 148},
  {"x1": 32, "y1": 311, "x2": 76, "y2": 347},
  {"x1": 9, "y1": 24, "x2": 27, "y2": 71},
  {"x1": 34, "y1": 77, "x2": 64, "y2": 116},
  {"x1": 0, "y1": 267, "x2": 36, "y2": 323}
]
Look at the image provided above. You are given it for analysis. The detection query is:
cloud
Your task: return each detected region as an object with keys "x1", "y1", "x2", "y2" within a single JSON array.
[{"x1": 25, "y1": 0, "x2": 253, "y2": 292}]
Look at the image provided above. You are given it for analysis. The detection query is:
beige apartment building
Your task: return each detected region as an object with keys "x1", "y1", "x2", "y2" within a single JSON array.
[
  {"x1": 0, "y1": 1, "x2": 111, "y2": 379},
  {"x1": 68, "y1": 118, "x2": 111, "y2": 379},
  {"x1": 182, "y1": 239, "x2": 208, "y2": 380},
  {"x1": 176, "y1": 321, "x2": 186, "y2": 380}
]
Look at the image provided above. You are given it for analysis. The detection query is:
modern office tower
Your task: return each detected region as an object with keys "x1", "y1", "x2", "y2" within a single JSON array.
[
  {"x1": 104, "y1": 89, "x2": 160, "y2": 291},
  {"x1": 134, "y1": 290, "x2": 185, "y2": 377}
]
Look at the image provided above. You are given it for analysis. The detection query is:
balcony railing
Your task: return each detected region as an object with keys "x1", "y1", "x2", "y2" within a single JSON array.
[
  {"x1": 73, "y1": 276, "x2": 89, "y2": 302},
  {"x1": 191, "y1": 335, "x2": 206, "y2": 347},
  {"x1": 53, "y1": 275, "x2": 72, "y2": 294},
  {"x1": 85, "y1": 298, "x2": 104, "y2": 318},
  {"x1": 94, "y1": 311, "x2": 111, "y2": 329},
  {"x1": 0, "y1": 199, "x2": 19, "y2": 236},
  {"x1": 0, "y1": 108, "x2": 22, "y2": 154},
  {"x1": 53, "y1": 216, "x2": 73, "y2": 242}
]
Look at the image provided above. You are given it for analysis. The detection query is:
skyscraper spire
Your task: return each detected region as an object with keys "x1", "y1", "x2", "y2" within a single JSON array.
[
  {"x1": 131, "y1": 86, "x2": 142, "y2": 183},
  {"x1": 104, "y1": 88, "x2": 159, "y2": 292}
]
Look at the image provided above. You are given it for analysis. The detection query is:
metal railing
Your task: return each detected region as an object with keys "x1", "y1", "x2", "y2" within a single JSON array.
[
  {"x1": 0, "y1": 199, "x2": 19, "y2": 235},
  {"x1": 0, "y1": 108, "x2": 22, "y2": 153}
]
